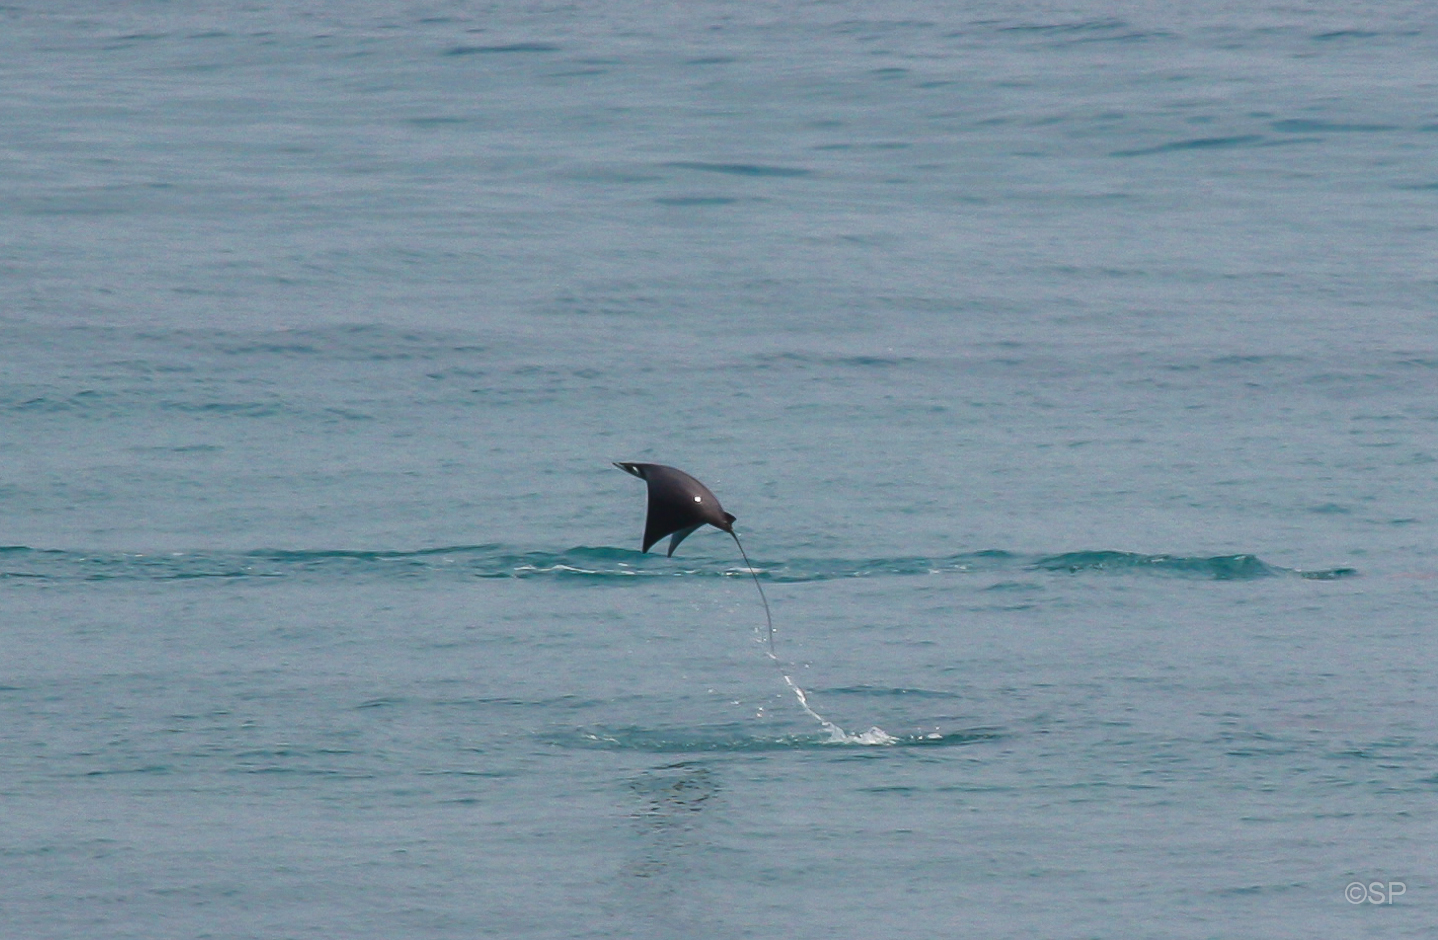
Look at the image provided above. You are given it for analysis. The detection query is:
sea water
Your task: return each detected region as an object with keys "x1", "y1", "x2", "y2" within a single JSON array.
[{"x1": 2, "y1": 2, "x2": 1435, "y2": 937}]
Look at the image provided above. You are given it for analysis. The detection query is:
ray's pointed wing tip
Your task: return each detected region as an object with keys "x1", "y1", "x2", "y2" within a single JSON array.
[
  {"x1": 666, "y1": 524, "x2": 703, "y2": 557},
  {"x1": 614, "y1": 461, "x2": 644, "y2": 478}
]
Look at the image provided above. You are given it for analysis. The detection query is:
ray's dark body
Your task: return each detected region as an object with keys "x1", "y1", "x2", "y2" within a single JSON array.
[{"x1": 614, "y1": 462, "x2": 736, "y2": 556}]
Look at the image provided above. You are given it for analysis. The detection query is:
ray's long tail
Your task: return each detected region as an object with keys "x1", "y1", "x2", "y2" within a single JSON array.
[
  {"x1": 728, "y1": 530, "x2": 775, "y2": 659},
  {"x1": 729, "y1": 531, "x2": 890, "y2": 742}
]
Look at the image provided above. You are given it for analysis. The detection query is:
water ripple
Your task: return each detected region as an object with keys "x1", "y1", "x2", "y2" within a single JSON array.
[{"x1": 0, "y1": 545, "x2": 1357, "y2": 584}]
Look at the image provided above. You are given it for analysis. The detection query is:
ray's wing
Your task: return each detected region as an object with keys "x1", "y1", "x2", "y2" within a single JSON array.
[
  {"x1": 666, "y1": 524, "x2": 703, "y2": 557},
  {"x1": 642, "y1": 490, "x2": 703, "y2": 553}
]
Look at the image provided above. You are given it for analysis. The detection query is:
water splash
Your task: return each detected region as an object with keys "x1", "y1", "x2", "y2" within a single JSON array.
[
  {"x1": 779, "y1": 672, "x2": 896, "y2": 745},
  {"x1": 550, "y1": 724, "x2": 991, "y2": 752},
  {"x1": 730, "y1": 532, "x2": 896, "y2": 746}
]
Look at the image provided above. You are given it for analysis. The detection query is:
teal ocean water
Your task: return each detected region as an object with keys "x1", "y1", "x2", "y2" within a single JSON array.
[{"x1": 3, "y1": 2, "x2": 1436, "y2": 937}]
